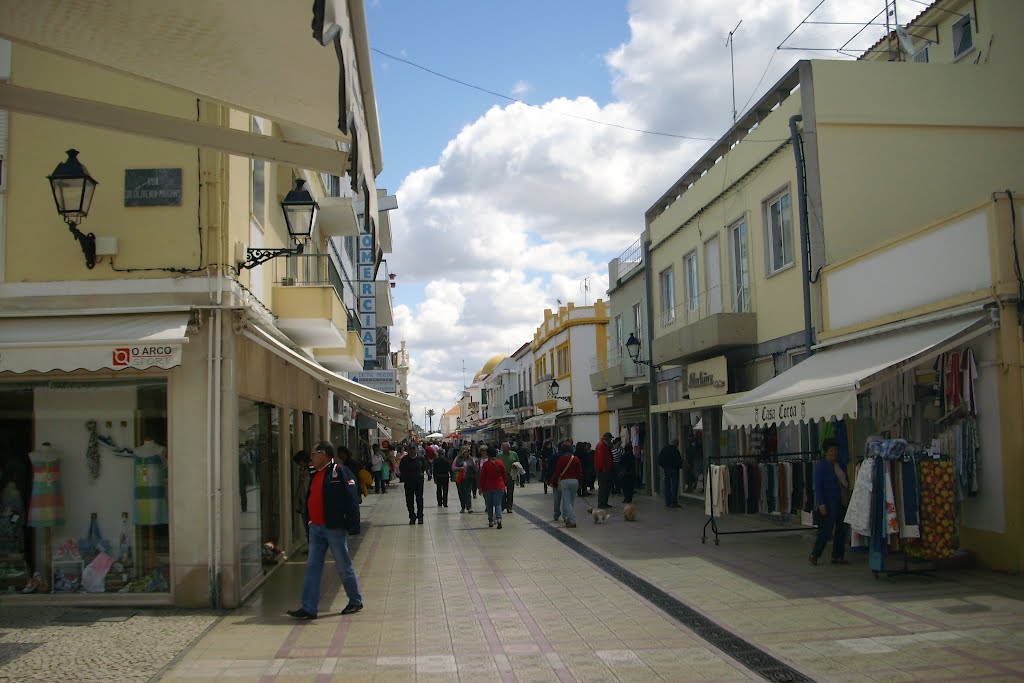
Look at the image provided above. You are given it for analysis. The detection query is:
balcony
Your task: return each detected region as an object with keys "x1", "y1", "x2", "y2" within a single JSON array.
[
  {"x1": 272, "y1": 254, "x2": 351, "y2": 349},
  {"x1": 313, "y1": 330, "x2": 364, "y2": 374},
  {"x1": 589, "y1": 345, "x2": 645, "y2": 392},
  {"x1": 653, "y1": 284, "x2": 756, "y2": 365}
]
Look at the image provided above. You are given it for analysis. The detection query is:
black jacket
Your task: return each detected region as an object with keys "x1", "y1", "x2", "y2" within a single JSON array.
[
  {"x1": 399, "y1": 454, "x2": 424, "y2": 482},
  {"x1": 433, "y1": 455, "x2": 452, "y2": 479},
  {"x1": 658, "y1": 444, "x2": 683, "y2": 470},
  {"x1": 307, "y1": 459, "x2": 360, "y2": 534}
]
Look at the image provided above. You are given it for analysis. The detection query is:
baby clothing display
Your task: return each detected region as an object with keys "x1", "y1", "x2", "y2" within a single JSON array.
[{"x1": 28, "y1": 444, "x2": 64, "y2": 527}]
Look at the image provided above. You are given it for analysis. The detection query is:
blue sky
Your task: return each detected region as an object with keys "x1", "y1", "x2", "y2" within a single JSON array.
[{"x1": 360, "y1": 0, "x2": 913, "y2": 426}]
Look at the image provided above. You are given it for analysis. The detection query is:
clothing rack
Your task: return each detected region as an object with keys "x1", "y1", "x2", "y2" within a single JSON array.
[
  {"x1": 861, "y1": 446, "x2": 948, "y2": 579},
  {"x1": 701, "y1": 451, "x2": 817, "y2": 546}
]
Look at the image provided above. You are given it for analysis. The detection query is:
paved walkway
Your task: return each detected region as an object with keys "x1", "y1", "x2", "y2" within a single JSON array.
[{"x1": 3, "y1": 482, "x2": 1024, "y2": 682}]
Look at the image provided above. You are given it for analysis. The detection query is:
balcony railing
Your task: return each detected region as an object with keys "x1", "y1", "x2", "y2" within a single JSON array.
[
  {"x1": 616, "y1": 238, "x2": 643, "y2": 280},
  {"x1": 273, "y1": 252, "x2": 361, "y2": 332},
  {"x1": 658, "y1": 283, "x2": 753, "y2": 330}
]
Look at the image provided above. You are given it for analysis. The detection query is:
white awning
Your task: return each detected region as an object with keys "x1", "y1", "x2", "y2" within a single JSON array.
[
  {"x1": 522, "y1": 411, "x2": 563, "y2": 429},
  {"x1": 722, "y1": 314, "x2": 993, "y2": 429},
  {"x1": 242, "y1": 322, "x2": 410, "y2": 427},
  {"x1": 0, "y1": 313, "x2": 190, "y2": 373}
]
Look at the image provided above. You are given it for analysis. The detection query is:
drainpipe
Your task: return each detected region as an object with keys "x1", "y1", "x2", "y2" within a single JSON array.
[
  {"x1": 642, "y1": 238, "x2": 658, "y2": 495},
  {"x1": 790, "y1": 114, "x2": 819, "y2": 456},
  {"x1": 789, "y1": 114, "x2": 814, "y2": 358}
]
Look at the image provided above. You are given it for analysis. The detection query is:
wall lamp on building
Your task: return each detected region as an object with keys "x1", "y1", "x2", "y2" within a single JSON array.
[
  {"x1": 504, "y1": 398, "x2": 513, "y2": 410},
  {"x1": 548, "y1": 378, "x2": 571, "y2": 402},
  {"x1": 238, "y1": 178, "x2": 319, "y2": 270},
  {"x1": 47, "y1": 149, "x2": 100, "y2": 269},
  {"x1": 626, "y1": 332, "x2": 657, "y2": 368}
]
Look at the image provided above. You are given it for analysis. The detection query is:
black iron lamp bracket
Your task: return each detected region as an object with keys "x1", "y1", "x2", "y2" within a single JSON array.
[
  {"x1": 66, "y1": 218, "x2": 97, "y2": 269},
  {"x1": 238, "y1": 242, "x2": 305, "y2": 271}
]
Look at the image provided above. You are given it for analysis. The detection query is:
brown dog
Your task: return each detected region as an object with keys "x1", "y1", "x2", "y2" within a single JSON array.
[{"x1": 622, "y1": 503, "x2": 637, "y2": 522}]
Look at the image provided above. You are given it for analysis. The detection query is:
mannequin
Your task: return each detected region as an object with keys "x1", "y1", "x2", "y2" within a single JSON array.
[
  {"x1": 133, "y1": 439, "x2": 168, "y2": 526},
  {"x1": 28, "y1": 443, "x2": 64, "y2": 527}
]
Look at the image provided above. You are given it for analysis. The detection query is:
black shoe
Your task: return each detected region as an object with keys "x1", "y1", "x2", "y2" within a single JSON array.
[
  {"x1": 417, "y1": 518, "x2": 423, "y2": 524},
  {"x1": 409, "y1": 520, "x2": 415, "y2": 525},
  {"x1": 598, "y1": 504, "x2": 613, "y2": 509},
  {"x1": 287, "y1": 608, "x2": 316, "y2": 620},
  {"x1": 341, "y1": 603, "x2": 363, "y2": 616},
  {"x1": 497, "y1": 521, "x2": 502, "y2": 529}
]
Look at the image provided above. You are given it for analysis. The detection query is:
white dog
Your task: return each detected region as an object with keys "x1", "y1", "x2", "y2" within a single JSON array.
[{"x1": 587, "y1": 506, "x2": 611, "y2": 524}]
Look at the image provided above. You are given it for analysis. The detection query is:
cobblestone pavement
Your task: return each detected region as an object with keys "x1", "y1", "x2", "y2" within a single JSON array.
[
  {"x1": 0, "y1": 605, "x2": 218, "y2": 682},
  {"x1": 5, "y1": 481, "x2": 1023, "y2": 682},
  {"x1": 160, "y1": 483, "x2": 1024, "y2": 682}
]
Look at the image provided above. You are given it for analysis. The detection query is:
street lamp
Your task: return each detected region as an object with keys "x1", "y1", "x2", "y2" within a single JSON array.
[
  {"x1": 47, "y1": 149, "x2": 99, "y2": 269},
  {"x1": 548, "y1": 378, "x2": 571, "y2": 402},
  {"x1": 626, "y1": 332, "x2": 657, "y2": 368},
  {"x1": 238, "y1": 178, "x2": 319, "y2": 270}
]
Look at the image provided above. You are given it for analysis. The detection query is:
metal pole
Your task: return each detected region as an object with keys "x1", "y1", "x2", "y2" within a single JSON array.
[
  {"x1": 642, "y1": 238, "x2": 659, "y2": 495},
  {"x1": 789, "y1": 114, "x2": 814, "y2": 359},
  {"x1": 727, "y1": 20, "x2": 742, "y2": 123}
]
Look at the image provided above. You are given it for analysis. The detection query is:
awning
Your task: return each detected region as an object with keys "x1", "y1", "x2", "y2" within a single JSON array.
[
  {"x1": 522, "y1": 412, "x2": 563, "y2": 429},
  {"x1": 651, "y1": 392, "x2": 747, "y2": 414},
  {"x1": 0, "y1": 312, "x2": 190, "y2": 373},
  {"x1": 459, "y1": 418, "x2": 495, "y2": 435},
  {"x1": 242, "y1": 323, "x2": 410, "y2": 426},
  {"x1": 722, "y1": 314, "x2": 993, "y2": 429}
]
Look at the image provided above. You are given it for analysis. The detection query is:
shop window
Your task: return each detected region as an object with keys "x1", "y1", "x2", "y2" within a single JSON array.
[
  {"x1": 0, "y1": 380, "x2": 169, "y2": 596},
  {"x1": 239, "y1": 399, "x2": 281, "y2": 589}
]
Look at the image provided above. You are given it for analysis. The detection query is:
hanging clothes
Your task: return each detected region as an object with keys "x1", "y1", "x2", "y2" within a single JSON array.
[
  {"x1": 909, "y1": 460, "x2": 957, "y2": 559},
  {"x1": 28, "y1": 446, "x2": 65, "y2": 528}
]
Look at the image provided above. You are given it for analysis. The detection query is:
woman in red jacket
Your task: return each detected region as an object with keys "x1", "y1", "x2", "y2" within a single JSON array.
[
  {"x1": 478, "y1": 445, "x2": 508, "y2": 529},
  {"x1": 550, "y1": 446, "x2": 583, "y2": 527}
]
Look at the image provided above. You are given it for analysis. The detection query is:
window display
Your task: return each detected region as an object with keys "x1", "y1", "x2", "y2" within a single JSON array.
[{"x1": 0, "y1": 380, "x2": 169, "y2": 595}]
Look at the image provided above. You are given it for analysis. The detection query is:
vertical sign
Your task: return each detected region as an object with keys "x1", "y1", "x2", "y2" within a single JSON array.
[{"x1": 357, "y1": 231, "x2": 376, "y2": 366}]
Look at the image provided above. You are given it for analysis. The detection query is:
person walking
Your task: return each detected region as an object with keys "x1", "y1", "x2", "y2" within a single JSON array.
[
  {"x1": 453, "y1": 447, "x2": 475, "y2": 514},
  {"x1": 496, "y1": 442, "x2": 518, "y2": 513},
  {"x1": 594, "y1": 432, "x2": 613, "y2": 509},
  {"x1": 810, "y1": 438, "x2": 851, "y2": 565},
  {"x1": 540, "y1": 440, "x2": 554, "y2": 494},
  {"x1": 433, "y1": 447, "x2": 451, "y2": 508},
  {"x1": 370, "y1": 445, "x2": 384, "y2": 494},
  {"x1": 287, "y1": 442, "x2": 363, "y2": 620},
  {"x1": 550, "y1": 441, "x2": 582, "y2": 527},
  {"x1": 399, "y1": 446, "x2": 425, "y2": 525},
  {"x1": 424, "y1": 443, "x2": 436, "y2": 482},
  {"x1": 658, "y1": 438, "x2": 683, "y2": 507},
  {"x1": 618, "y1": 438, "x2": 637, "y2": 504},
  {"x1": 478, "y1": 446, "x2": 507, "y2": 529}
]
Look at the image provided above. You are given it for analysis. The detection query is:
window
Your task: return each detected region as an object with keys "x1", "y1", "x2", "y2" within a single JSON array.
[
  {"x1": 556, "y1": 344, "x2": 570, "y2": 377},
  {"x1": 953, "y1": 15, "x2": 972, "y2": 58},
  {"x1": 730, "y1": 218, "x2": 751, "y2": 312},
  {"x1": 250, "y1": 118, "x2": 266, "y2": 228},
  {"x1": 659, "y1": 267, "x2": 675, "y2": 323},
  {"x1": 765, "y1": 191, "x2": 794, "y2": 274},
  {"x1": 684, "y1": 251, "x2": 699, "y2": 311},
  {"x1": 912, "y1": 46, "x2": 929, "y2": 63},
  {"x1": 632, "y1": 302, "x2": 642, "y2": 336},
  {"x1": 614, "y1": 315, "x2": 623, "y2": 353}
]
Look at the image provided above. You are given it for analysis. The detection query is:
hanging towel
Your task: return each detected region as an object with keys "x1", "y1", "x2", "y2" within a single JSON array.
[{"x1": 845, "y1": 458, "x2": 874, "y2": 536}]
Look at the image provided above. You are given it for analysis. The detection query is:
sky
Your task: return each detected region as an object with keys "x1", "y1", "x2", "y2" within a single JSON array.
[{"x1": 363, "y1": 0, "x2": 926, "y2": 430}]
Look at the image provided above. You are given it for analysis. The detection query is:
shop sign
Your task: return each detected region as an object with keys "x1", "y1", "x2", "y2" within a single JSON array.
[
  {"x1": 111, "y1": 345, "x2": 181, "y2": 369},
  {"x1": 357, "y1": 231, "x2": 376, "y2": 366},
  {"x1": 750, "y1": 399, "x2": 807, "y2": 426},
  {"x1": 124, "y1": 168, "x2": 183, "y2": 207},
  {"x1": 351, "y1": 370, "x2": 397, "y2": 394},
  {"x1": 685, "y1": 355, "x2": 728, "y2": 399}
]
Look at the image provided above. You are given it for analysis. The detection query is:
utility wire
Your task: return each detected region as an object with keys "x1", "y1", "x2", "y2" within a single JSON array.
[{"x1": 372, "y1": 47, "x2": 761, "y2": 143}]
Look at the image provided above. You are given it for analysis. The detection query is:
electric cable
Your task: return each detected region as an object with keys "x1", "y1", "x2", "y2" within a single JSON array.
[{"x1": 372, "y1": 47, "x2": 787, "y2": 144}]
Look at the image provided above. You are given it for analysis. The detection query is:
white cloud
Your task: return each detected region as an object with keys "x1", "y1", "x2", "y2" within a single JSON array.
[
  {"x1": 511, "y1": 80, "x2": 531, "y2": 97},
  {"x1": 387, "y1": 0, "x2": 898, "y2": 427}
]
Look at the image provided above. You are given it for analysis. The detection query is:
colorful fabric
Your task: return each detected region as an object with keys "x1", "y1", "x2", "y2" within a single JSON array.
[
  {"x1": 909, "y1": 460, "x2": 957, "y2": 559},
  {"x1": 29, "y1": 458, "x2": 64, "y2": 527},
  {"x1": 134, "y1": 453, "x2": 168, "y2": 525}
]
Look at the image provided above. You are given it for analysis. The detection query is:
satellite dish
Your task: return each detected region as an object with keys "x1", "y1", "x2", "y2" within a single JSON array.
[{"x1": 895, "y1": 25, "x2": 916, "y2": 58}]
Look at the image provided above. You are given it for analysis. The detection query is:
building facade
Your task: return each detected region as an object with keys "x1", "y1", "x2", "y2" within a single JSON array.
[{"x1": 0, "y1": 1, "x2": 410, "y2": 607}]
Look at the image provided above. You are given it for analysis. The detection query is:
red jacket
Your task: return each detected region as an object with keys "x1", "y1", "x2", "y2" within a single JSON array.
[
  {"x1": 478, "y1": 459, "x2": 508, "y2": 491},
  {"x1": 550, "y1": 454, "x2": 582, "y2": 484},
  {"x1": 594, "y1": 439, "x2": 612, "y2": 473}
]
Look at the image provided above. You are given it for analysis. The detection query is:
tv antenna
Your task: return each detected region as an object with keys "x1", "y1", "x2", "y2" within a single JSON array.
[
  {"x1": 579, "y1": 276, "x2": 592, "y2": 306},
  {"x1": 726, "y1": 20, "x2": 742, "y2": 123}
]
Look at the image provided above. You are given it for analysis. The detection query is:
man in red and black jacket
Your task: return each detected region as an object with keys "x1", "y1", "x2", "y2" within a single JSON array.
[{"x1": 287, "y1": 442, "x2": 362, "y2": 620}]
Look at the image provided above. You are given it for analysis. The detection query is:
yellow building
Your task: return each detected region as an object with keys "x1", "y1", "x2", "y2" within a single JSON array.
[
  {"x1": 527, "y1": 301, "x2": 612, "y2": 443},
  {"x1": 645, "y1": 0, "x2": 1024, "y2": 569},
  {"x1": 0, "y1": 1, "x2": 410, "y2": 607}
]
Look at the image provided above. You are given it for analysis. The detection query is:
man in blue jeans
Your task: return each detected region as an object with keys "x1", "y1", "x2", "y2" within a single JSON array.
[
  {"x1": 810, "y1": 438, "x2": 850, "y2": 565},
  {"x1": 288, "y1": 442, "x2": 363, "y2": 619}
]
